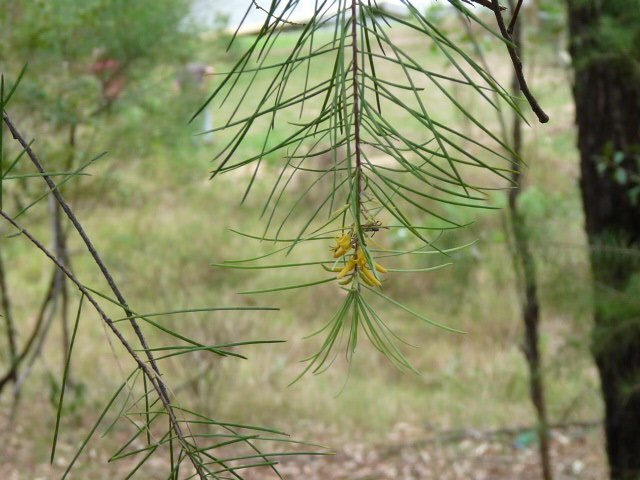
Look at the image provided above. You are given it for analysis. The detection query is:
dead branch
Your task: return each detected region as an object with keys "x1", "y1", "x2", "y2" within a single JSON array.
[{"x1": 490, "y1": 0, "x2": 549, "y2": 123}]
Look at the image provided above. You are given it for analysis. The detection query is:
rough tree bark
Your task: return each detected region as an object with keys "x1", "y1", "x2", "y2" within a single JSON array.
[{"x1": 567, "y1": 1, "x2": 640, "y2": 479}]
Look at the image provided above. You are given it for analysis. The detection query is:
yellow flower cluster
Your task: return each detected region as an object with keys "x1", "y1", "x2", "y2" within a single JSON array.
[{"x1": 330, "y1": 234, "x2": 387, "y2": 287}]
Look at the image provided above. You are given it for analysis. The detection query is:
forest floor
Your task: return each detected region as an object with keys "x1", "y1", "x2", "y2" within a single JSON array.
[
  {"x1": 256, "y1": 423, "x2": 606, "y2": 480},
  {"x1": 1, "y1": 420, "x2": 606, "y2": 479}
]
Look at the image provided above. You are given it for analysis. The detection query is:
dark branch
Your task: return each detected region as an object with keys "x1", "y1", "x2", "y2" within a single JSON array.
[
  {"x1": 507, "y1": 0, "x2": 524, "y2": 36},
  {"x1": 490, "y1": 0, "x2": 549, "y2": 123},
  {"x1": 463, "y1": 0, "x2": 507, "y2": 11}
]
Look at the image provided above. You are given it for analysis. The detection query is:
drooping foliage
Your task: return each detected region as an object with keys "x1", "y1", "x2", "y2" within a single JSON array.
[{"x1": 202, "y1": 0, "x2": 541, "y2": 378}]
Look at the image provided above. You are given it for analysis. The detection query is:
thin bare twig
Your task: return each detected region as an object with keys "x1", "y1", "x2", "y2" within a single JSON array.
[
  {"x1": 507, "y1": 0, "x2": 524, "y2": 36},
  {"x1": 463, "y1": 0, "x2": 507, "y2": 11},
  {"x1": 0, "y1": 268, "x2": 56, "y2": 394},
  {"x1": 0, "y1": 247, "x2": 17, "y2": 382},
  {"x1": 490, "y1": 0, "x2": 549, "y2": 123}
]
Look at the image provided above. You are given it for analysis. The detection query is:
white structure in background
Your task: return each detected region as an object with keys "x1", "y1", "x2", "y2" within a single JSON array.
[
  {"x1": 174, "y1": 63, "x2": 216, "y2": 140},
  {"x1": 192, "y1": 0, "x2": 445, "y2": 31}
]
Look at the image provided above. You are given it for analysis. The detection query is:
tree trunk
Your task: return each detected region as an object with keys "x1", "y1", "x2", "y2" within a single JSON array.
[
  {"x1": 567, "y1": 2, "x2": 640, "y2": 479},
  {"x1": 507, "y1": 7, "x2": 553, "y2": 479}
]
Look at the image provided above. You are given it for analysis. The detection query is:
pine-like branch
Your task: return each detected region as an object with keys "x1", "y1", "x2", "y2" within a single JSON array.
[{"x1": 1, "y1": 111, "x2": 208, "y2": 480}]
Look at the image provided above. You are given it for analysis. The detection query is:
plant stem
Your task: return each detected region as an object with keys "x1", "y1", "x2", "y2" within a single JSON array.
[
  {"x1": 351, "y1": 0, "x2": 362, "y2": 220},
  {"x1": 0, "y1": 246, "x2": 17, "y2": 383}
]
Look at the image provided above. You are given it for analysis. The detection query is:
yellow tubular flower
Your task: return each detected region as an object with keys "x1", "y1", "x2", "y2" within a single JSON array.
[
  {"x1": 374, "y1": 263, "x2": 388, "y2": 273},
  {"x1": 332, "y1": 249, "x2": 344, "y2": 258},
  {"x1": 337, "y1": 258, "x2": 357, "y2": 279},
  {"x1": 361, "y1": 267, "x2": 382, "y2": 287},
  {"x1": 331, "y1": 233, "x2": 353, "y2": 258},
  {"x1": 359, "y1": 270, "x2": 378, "y2": 287}
]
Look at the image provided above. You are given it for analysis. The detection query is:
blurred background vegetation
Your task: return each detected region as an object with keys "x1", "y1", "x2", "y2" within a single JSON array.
[{"x1": 0, "y1": 1, "x2": 636, "y2": 479}]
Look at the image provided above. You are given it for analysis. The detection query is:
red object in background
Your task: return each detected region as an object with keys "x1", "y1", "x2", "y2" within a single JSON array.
[{"x1": 90, "y1": 58, "x2": 127, "y2": 102}]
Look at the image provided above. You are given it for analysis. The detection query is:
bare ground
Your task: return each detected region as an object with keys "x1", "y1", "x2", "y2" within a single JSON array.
[
  {"x1": 260, "y1": 423, "x2": 606, "y2": 480},
  {"x1": 0, "y1": 421, "x2": 606, "y2": 479}
]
